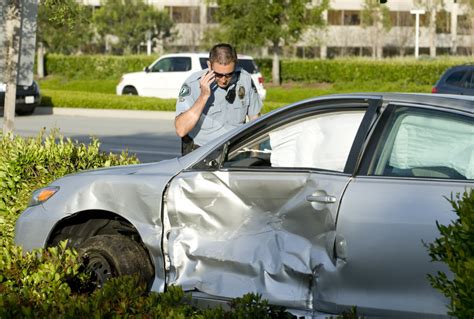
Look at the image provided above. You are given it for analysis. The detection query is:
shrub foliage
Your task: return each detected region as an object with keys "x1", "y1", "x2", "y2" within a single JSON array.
[
  {"x1": 45, "y1": 54, "x2": 473, "y2": 85},
  {"x1": 427, "y1": 190, "x2": 474, "y2": 319}
]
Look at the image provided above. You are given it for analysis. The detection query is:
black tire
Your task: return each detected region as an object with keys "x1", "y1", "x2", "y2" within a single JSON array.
[
  {"x1": 78, "y1": 234, "x2": 154, "y2": 289},
  {"x1": 122, "y1": 86, "x2": 138, "y2": 95}
]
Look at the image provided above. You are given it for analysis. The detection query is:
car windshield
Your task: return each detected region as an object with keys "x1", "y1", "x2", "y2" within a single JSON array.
[{"x1": 199, "y1": 58, "x2": 259, "y2": 74}]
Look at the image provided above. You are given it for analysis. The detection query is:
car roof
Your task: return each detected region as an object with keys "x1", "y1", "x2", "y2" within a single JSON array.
[
  {"x1": 299, "y1": 93, "x2": 474, "y2": 114},
  {"x1": 446, "y1": 64, "x2": 474, "y2": 70},
  {"x1": 158, "y1": 52, "x2": 255, "y2": 60}
]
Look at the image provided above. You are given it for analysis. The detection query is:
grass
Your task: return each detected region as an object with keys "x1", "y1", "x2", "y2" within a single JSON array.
[{"x1": 37, "y1": 76, "x2": 434, "y2": 113}]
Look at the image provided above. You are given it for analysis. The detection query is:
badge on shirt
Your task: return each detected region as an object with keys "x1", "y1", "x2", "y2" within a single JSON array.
[{"x1": 238, "y1": 86, "x2": 245, "y2": 100}]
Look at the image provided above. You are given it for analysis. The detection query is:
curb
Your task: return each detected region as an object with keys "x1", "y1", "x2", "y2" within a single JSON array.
[{"x1": 34, "y1": 107, "x2": 175, "y2": 120}]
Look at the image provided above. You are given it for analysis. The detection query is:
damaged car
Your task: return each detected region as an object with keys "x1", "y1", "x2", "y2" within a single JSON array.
[{"x1": 15, "y1": 93, "x2": 473, "y2": 318}]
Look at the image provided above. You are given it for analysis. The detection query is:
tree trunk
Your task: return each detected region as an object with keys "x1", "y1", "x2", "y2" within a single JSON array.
[
  {"x1": 4, "y1": 0, "x2": 21, "y2": 135},
  {"x1": 429, "y1": 7, "x2": 436, "y2": 57},
  {"x1": 37, "y1": 41, "x2": 45, "y2": 78},
  {"x1": 272, "y1": 43, "x2": 281, "y2": 86}
]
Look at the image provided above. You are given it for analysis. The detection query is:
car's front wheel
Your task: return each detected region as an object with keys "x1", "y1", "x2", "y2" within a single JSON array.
[
  {"x1": 78, "y1": 235, "x2": 154, "y2": 289},
  {"x1": 122, "y1": 86, "x2": 138, "y2": 95}
]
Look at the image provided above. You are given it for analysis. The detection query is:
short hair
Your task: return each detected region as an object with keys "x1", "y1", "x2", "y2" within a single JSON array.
[{"x1": 209, "y1": 43, "x2": 237, "y2": 65}]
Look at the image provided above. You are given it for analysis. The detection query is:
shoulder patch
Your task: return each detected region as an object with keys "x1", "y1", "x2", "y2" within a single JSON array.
[{"x1": 179, "y1": 84, "x2": 191, "y2": 98}]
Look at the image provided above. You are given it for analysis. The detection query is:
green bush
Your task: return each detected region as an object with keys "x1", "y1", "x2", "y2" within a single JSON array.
[
  {"x1": 45, "y1": 54, "x2": 156, "y2": 80},
  {"x1": 44, "y1": 54, "x2": 472, "y2": 86},
  {"x1": 0, "y1": 130, "x2": 139, "y2": 244},
  {"x1": 427, "y1": 190, "x2": 474, "y2": 319},
  {"x1": 40, "y1": 89, "x2": 177, "y2": 111},
  {"x1": 280, "y1": 57, "x2": 472, "y2": 85}
]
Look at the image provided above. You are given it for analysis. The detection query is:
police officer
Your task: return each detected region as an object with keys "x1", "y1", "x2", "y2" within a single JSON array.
[{"x1": 175, "y1": 43, "x2": 262, "y2": 155}]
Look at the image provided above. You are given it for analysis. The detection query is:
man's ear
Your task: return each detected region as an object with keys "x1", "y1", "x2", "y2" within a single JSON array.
[{"x1": 207, "y1": 61, "x2": 211, "y2": 69}]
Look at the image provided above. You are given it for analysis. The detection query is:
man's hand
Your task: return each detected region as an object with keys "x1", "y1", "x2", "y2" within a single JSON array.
[
  {"x1": 199, "y1": 70, "x2": 215, "y2": 99},
  {"x1": 175, "y1": 71, "x2": 215, "y2": 138}
]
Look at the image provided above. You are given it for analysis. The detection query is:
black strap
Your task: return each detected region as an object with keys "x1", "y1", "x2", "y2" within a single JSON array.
[{"x1": 181, "y1": 135, "x2": 200, "y2": 156}]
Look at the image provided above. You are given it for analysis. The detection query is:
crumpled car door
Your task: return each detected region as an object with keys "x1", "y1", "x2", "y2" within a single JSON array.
[
  {"x1": 165, "y1": 170, "x2": 350, "y2": 310},
  {"x1": 163, "y1": 103, "x2": 374, "y2": 313}
]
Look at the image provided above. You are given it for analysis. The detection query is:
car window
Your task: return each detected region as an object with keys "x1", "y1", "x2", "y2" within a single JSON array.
[
  {"x1": 465, "y1": 71, "x2": 474, "y2": 89},
  {"x1": 238, "y1": 59, "x2": 259, "y2": 74},
  {"x1": 445, "y1": 70, "x2": 466, "y2": 87},
  {"x1": 199, "y1": 58, "x2": 208, "y2": 69},
  {"x1": 371, "y1": 107, "x2": 473, "y2": 180},
  {"x1": 224, "y1": 110, "x2": 365, "y2": 172},
  {"x1": 151, "y1": 57, "x2": 191, "y2": 72}
]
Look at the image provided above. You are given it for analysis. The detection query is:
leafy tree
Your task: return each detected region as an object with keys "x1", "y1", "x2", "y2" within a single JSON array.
[
  {"x1": 360, "y1": 0, "x2": 392, "y2": 59},
  {"x1": 93, "y1": 0, "x2": 174, "y2": 54},
  {"x1": 208, "y1": 0, "x2": 329, "y2": 85},
  {"x1": 37, "y1": 0, "x2": 93, "y2": 54}
]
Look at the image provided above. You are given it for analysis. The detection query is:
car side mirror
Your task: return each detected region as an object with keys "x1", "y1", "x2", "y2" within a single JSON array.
[{"x1": 144, "y1": 66, "x2": 150, "y2": 73}]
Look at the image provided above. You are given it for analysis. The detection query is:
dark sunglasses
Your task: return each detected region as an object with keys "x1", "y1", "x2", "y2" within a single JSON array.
[{"x1": 212, "y1": 70, "x2": 234, "y2": 79}]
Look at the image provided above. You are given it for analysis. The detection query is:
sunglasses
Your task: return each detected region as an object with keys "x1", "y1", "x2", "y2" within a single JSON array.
[{"x1": 212, "y1": 70, "x2": 234, "y2": 79}]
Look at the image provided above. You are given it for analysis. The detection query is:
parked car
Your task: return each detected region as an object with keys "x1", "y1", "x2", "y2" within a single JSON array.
[
  {"x1": 116, "y1": 53, "x2": 266, "y2": 100},
  {"x1": 0, "y1": 80, "x2": 41, "y2": 115},
  {"x1": 432, "y1": 64, "x2": 474, "y2": 95},
  {"x1": 15, "y1": 93, "x2": 473, "y2": 318}
]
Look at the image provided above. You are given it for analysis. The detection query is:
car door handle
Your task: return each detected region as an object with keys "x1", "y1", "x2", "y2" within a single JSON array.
[{"x1": 306, "y1": 194, "x2": 337, "y2": 204}]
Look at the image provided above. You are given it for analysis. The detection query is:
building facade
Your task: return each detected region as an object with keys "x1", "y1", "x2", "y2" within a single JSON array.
[{"x1": 82, "y1": 0, "x2": 473, "y2": 57}]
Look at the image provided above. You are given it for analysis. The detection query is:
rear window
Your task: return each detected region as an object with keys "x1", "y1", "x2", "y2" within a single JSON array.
[
  {"x1": 445, "y1": 70, "x2": 466, "y2": 87},
  {"x1": 199, "y1": 57, "x2": 259, "y2": 74}
]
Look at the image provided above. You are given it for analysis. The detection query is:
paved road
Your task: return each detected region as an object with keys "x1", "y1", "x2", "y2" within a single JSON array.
[{"x1": 1, "y1": 108, "x2": 181, "y2": 163}]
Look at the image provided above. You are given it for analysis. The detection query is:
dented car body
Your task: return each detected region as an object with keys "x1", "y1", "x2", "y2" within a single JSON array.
[{"x1": 15, "y1": 93, "x2": 474, "y2": 318}]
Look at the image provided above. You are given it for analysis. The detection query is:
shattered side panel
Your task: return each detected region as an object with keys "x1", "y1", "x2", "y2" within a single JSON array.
[{"x1": 165, "y1": 170, "x2": 351, "y2": 311}]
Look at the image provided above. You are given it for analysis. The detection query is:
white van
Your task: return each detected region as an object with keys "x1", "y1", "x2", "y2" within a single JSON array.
[{"x1": 116, "y1": 53, "x2": 266, "y2": 100}]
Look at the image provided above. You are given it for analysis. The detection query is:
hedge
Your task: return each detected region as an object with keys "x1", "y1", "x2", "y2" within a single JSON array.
[
  {"x1": 279, "y1": 58, "x2": 474, "y2": 85},
  {"x1": 40, "y1": 89, "x2": 177, "y2": 111},
  {"x1": 45, "y1": 54, "x2": 157, "y2": 80},
  {"x1": 44, "y1": 54, "x2": 472, "y2": 85}
]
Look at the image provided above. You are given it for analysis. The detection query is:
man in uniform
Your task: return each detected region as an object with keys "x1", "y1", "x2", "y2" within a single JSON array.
[{"x1": 175, "y1": 43, "x2": 262, "y2": 155}]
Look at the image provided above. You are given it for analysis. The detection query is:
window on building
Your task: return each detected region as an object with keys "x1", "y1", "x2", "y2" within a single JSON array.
[
  {"x1": 390, "y1": 11, "x2": 414, "y2": 27},
  {"x1": 166, "y1": 6, "x2": 200, "y2": 23},
  {"x1": 207, "y1": 7, "x2": 219, "y2": 24},
  {"x1": 328, "y1": 10, "x2": 343, "y2": 25},
  {"x1": 328, "y1": 10, "x2": 361, "y2": 26},
  {"x1": 344, "y1": 10, "x2": 360, "y2": 25},
  {"x1": 458, "y1": 14, "x2": 470, "y2": 35},
  {"x1": 436, "y1": 10, "x2": 450, "y2": 33}
]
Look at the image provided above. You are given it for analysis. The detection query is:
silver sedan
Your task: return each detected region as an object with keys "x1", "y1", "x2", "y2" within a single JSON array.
[{"x1": 15, "y1": 93, "x2": 474, "y2": 318}]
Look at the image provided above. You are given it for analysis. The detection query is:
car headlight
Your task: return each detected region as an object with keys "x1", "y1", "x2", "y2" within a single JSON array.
[{"x1": 28, "y1": 186, "x2": 59, "y2": 206}]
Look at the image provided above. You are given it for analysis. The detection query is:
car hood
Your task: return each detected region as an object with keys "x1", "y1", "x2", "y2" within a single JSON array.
[
  {"x1": 122, "y1": 71, "x2": 146, "y2": 79},
  {"x1": 72, "y1": 158, "x2": 184, "y2": 177}
]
